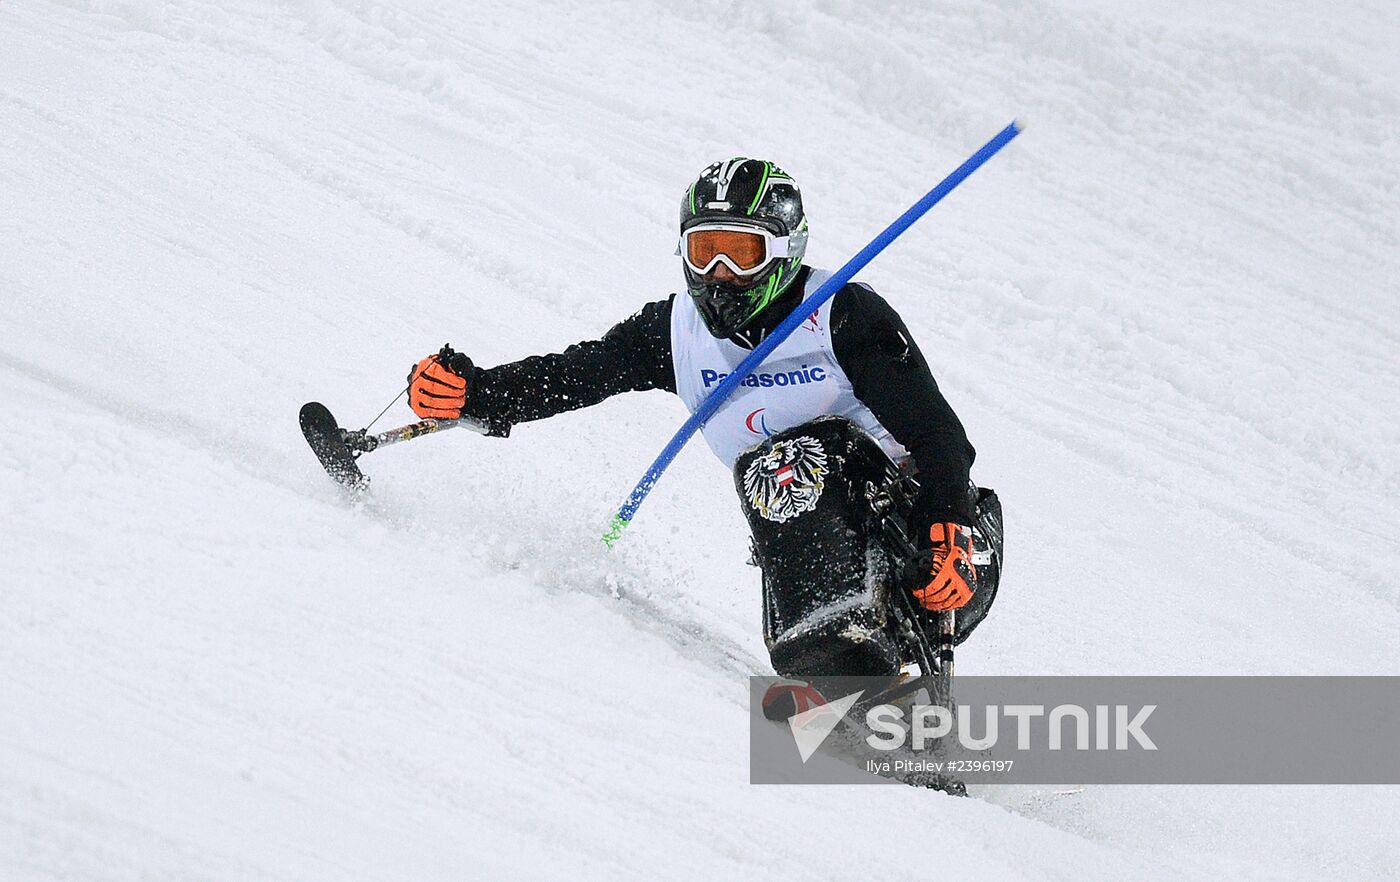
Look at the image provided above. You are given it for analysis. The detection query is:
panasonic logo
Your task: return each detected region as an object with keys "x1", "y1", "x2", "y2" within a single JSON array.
[{"x1": 700, "y1": 366, "x2": 828, "y2": 389}]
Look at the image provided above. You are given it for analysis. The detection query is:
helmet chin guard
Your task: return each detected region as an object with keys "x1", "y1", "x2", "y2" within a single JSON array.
[{"x1": 686, "y1": 258, "x2": 802, "y2": 339}]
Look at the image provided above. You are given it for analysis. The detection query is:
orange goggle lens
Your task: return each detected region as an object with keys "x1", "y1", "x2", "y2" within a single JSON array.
[{"x1": 685, "y1": 228, "x2": 769, "y2": 273}]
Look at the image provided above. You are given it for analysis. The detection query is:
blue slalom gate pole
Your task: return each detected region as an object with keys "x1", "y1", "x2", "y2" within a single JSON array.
[{"x1": 602, "y1": 120, "x2": 1022, "y2": 546}]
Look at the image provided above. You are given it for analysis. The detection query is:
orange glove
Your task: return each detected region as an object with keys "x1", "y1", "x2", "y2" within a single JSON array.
[
  {"x1": 914, "y1": 522, "x2": 977, "y2": 611},
  {"x1": 407, "y1": 345, "x2": 474, "y2": 419}
]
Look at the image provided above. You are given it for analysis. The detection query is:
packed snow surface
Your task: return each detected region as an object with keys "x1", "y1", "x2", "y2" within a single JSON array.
[{"x1": 3, "y1": 0, "x2": 1398, "y2": 878}]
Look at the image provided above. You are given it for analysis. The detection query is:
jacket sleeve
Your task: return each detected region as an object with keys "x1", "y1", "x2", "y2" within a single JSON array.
[
  {"x1": 461, "y1": 296, "x2": 675, "y2": 433},
  {"x1": 830, "y1": 283, "x2": 977, "y2": 529}
]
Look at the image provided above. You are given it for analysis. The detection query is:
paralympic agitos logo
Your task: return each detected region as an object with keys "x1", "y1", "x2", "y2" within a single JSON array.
[
  {"x1": 699, "y1": 365, "x2": 829, "y2": 389},
  {"x1": 745, "y1": 408, "x2": 772, "y2": 436}
]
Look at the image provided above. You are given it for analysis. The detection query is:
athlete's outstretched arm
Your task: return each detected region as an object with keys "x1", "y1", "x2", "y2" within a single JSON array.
[{"x1": 461, "y1": 296, "x2": 676, "y2": 433}]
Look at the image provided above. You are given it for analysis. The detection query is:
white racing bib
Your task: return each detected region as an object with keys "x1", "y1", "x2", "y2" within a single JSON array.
[{"x1": 671, "y1": 269, "x2": 910, "y2": 470}]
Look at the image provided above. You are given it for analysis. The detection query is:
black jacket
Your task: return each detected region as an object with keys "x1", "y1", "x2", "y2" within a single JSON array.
[{"x1": 463, "y1": 268, "x2": 977, "y2": 527}]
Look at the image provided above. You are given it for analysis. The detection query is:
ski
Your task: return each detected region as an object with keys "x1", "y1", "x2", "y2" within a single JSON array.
[
  {"x1": 299, "y1": 401, "x2": 493, "y2": 490},
  {"x1": 299, "y1": 402, "x2": 369, "y2": 490}
]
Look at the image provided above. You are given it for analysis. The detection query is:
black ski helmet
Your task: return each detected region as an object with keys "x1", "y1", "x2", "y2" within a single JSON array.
[{"x1": 679, "y1": 158, "x2": 808, "y2": 338}]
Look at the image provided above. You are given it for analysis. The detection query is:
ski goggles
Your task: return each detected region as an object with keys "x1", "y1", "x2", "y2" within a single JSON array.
[{"x1": 678, "y1": 223, "x2": 796, "y2": 277}]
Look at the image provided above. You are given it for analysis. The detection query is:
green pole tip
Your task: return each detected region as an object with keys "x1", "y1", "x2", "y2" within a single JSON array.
[{"x1": 601, "y1": 514, "x2": 631, "y2": 549}]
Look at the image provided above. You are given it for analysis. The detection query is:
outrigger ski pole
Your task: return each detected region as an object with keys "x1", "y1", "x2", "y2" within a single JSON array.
[{"x1": 298, "y1": 400, "x2": 492, "y2": 490}]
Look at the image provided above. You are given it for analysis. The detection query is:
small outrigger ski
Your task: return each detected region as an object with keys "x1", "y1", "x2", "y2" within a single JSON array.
[
  {"x1": 298, "y1": 401, "x2": 489, "y2": 490},
  {"x1": 299, "y1": 402, "x2": 369, "y2": 490}
]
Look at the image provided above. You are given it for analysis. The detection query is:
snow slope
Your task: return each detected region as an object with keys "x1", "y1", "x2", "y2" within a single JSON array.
[{"x1": 3, "y1": 0, "x2": 1398, "y2": 878}]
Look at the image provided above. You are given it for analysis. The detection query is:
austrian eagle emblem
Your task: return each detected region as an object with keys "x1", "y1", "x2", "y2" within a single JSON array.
[{"x1": 742, "y1": 435, "x2": 828, "y2": 523}]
